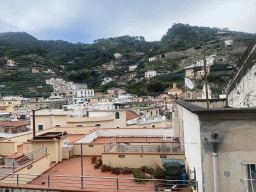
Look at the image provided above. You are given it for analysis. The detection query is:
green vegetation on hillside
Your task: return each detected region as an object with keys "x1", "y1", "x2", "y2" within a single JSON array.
[{"x1": 0, "y1": 24, "x2": 254, "y2": 96}]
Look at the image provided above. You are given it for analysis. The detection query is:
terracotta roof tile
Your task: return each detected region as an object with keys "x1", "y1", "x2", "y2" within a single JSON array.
[
  {"x1": 126, "y1": 110, "x2": 139, "y2": 120},
  {"x1": 0, "y1": 106, "x2": 9, "y2": 110},
  {"x1": 169, "y1": 87, "x2": 182, "y2": 92},
  {"x1": 0, "y1": 120, "x2": 30, "y2": 127}
]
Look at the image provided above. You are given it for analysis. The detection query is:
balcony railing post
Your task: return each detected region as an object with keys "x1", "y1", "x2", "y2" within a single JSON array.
[
  {"x1": 48, "y1": 175, "x2": 50, "y2": 187},
  {"x1": 81, "y1": 176, "x2": 83, "y2": 189},
  {"x1": 46, "y1": 147, "x2": 47, "y2": 154},
  {"x1": 13, "y1": 161, "x2": 15, "y2": 172},
  {"x1": 116, "y1": 178, "x2": 119, "y2": 191},
  {"x1": 32, "y1": 153, "x2": 33, "y2": 161},
  {"x1": 155, "y1": 180, "x2": 158, "y2": 192},
  {"x1": 17, "y1": 174, "x2": 19, "y2": 185}
]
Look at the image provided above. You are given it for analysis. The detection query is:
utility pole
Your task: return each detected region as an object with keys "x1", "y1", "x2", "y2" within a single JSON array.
[
  {"x1": 203, "y1": 45, "x2": 209, "y2": 109},
  {"x1": 32, "y1": 107, "x2": 49, "y2": 139},
  {"x1": 81, "y1": 142, "x2": 84, "y2": 189}
]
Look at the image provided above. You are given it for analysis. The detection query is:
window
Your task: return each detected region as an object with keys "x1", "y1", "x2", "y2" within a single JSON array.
[
  {"x1": 95, "y1": 124, "x2": 101, "y2": 126},
  {"x1": 247, "y1": 164, "x2": 256, "y2": 191},
  {"x1": 152, "y1": 125, "x2": 156, "y2": 128},
  {"x1": 116, "y1": 126, "x2": 120, "y2": 128},
  {"x1": 55, "y1": 124, "x2": 61, "y2": 127},
  {"x1": 38, "y1": 125, "x2": 43, "y2": 131},
  {"x1": 76, "y1": 124, "x2": 83, "y2": 127},
  {"x1": 115, "y1": 111, "x2": 120, "y2": 120}
]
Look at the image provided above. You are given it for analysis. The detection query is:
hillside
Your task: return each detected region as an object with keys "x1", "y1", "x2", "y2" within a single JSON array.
[{"x1": 0, "y1": 24, "x2": 254, "y2": 96}]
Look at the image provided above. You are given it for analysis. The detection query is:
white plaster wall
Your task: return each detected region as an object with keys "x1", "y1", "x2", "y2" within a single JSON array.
[
  {"x1": 228, "y1": 63, "x2": 256, "y2": 108},
  {"x1": 182, "y1": 108, "x2": 203, "y2": 192},
  {"x1": 75, "y1": 131, "x2": 98, "y2": 143},
  {"x1": 89, "y1": 111, "x2": 113, "y2": 117}
]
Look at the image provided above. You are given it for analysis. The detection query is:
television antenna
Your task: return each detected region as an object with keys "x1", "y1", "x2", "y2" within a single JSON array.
[{"x1": 185, "y1": 78, "x2": 194, "y2": 89}]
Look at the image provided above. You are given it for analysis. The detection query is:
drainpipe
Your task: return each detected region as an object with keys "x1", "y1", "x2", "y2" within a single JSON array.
[
  {"x1": 212, "y1": 152, "x2": 218, "y2": 192},
  {"x1": 206, "y1": 134, "x2": 223, "y2": 192}
]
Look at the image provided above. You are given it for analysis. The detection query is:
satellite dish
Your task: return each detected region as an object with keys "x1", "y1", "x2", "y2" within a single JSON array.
[{"x1": 185, "y1": 78, "x2": 194, "y2": 89}]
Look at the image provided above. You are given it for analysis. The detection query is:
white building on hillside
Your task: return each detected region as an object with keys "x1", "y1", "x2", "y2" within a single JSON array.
[
  {"x1": 129, "y1": 65, "x2": 138, "y2": 71},
  {"x1": 149, "y1": 57, "x2": 158, "y2": 62},
  {"x1": 145, "y1": 70, "x2": 156, "y2": 78},
  {"x1": 101, "y1": 77, "x2": 113, "y2": 85},
  {"x1": 114, "y1": 53, "x2": 122, "y2": 59}
]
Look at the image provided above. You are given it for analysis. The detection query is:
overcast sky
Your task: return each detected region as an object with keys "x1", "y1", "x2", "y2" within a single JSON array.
[{"x1": 0, "y1": 0, "x2": 255, "y2": 43}]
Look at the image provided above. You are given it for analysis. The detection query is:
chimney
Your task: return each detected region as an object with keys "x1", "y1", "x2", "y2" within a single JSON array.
[{"x1": 173, "y1": 83, "x2": 177, "y2": 88}]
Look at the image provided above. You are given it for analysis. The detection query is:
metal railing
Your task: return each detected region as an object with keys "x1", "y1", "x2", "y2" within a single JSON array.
[
  {"x1": 0, "y1": 173, "x2": 198, "y2": 192},
  {"x1": 16, "y1": 147, "x2": 47, "y2": 163},
  {"x1": 109, "y1": 143, "x2": 181, "y2": 153},
  {"x1": 0, "y1": 147, "x2": 47, "y2": 177},
  {"x1": 104, "y1": 135, "x2": 175, "y2": 152}
]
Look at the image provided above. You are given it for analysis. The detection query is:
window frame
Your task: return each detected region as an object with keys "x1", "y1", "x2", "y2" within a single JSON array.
[{"x1": 38, "y1": 124, "x2": 44, "y2": 131}]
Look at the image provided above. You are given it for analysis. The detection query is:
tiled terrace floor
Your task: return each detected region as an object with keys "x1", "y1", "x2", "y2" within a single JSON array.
[
  {"x1": 5, "y1": 144, "x2": 23, "y2": 159},
  {"x1": 29, "y1": 157, "x2": 191, "y2": 192},
  {"x1": 68, "y1": 134, "x2": 85, "y2": 144}
]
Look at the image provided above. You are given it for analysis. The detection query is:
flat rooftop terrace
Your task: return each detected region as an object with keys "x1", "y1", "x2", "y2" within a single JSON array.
[
  {"x1": 87, "y1": 136, "x2": 179, "y2": 145},
  {"x1": 26, "y1": 157, "x2": 190, "y2": 192}
]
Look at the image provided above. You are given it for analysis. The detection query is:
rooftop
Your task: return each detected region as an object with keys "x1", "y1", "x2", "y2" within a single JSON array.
[
  {"x1": 175, "y1": 100, "x2": 256, "y2": 114},
  {"x1": 83, "y1": 136, "x2": 179, "y2": 145},
  {"x1": 0, "y1": 119, "x2": 30, "y2": 127},
  {"x1": 126, "y1": 110, "x2": 139, "y2": 120}
]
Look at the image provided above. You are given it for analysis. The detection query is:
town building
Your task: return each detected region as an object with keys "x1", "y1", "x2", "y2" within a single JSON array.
[
  {"x1": 114, "y1": 53, "x2": 122, "y2": 59},
  {"x1": 168, "y1": 83, "x2": 182, "y2": 96},
  {"x1": 6, "y1": 60, "x2": 16, "y2": 67},
  {"x1": 145, "y1": 70, "x2": 156, "y2": 78},
  {"x1": 101, "y1": 77, "x2": 113, "y2": 85},
  {"x1": 149, "y1": 56, "x2": 158, "y2": 62},
  {"x1": 0, "y1": 96, "x2": 29, "y2": 116},
  {"x1": 31, "y1": 68, "x2": 39, "y2": 73},
  {"x1": 31, "y1": 109, "x2": 127, "y2": 130},
  {"x1": 225, "y1": 39, "x2": 233, "y2": 46},
  {"x1": 173, "y1": 99, "x2": 256, "y2": 192},
  {"x1": 129, "y1": 65, "x2": 138, "y2": 71}
]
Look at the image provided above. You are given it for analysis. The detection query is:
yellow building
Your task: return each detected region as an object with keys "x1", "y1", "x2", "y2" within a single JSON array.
[
  {"x1": 31, "y1": 109, "x2": 127, "y2": 131},
  {"x1": 167, "y1": 83, "x2": 182, "y2": 96},
  {"x1": 0, "y1": 96, "x2": 29, "y2": 115}
]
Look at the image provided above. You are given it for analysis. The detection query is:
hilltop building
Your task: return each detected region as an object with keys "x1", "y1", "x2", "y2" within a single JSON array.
[
  {"x1": 129, "y1": 64, "x2": 137, "y2": 71},
  {"x1": 168, "y1": 83, "x2": 182, "y2": 97},
  {"x1": 6, "y1": 60, "x2": 16, "y2": 67},
  {"x1": 114, "y1": 53, "x2": 122, "y2": 59},
  {"x1": 149, "y1": 56, "x2": 158, "y2": 62},
  {"x1": 145, "y1": 70, "x2": 156, "y2": 78}
]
